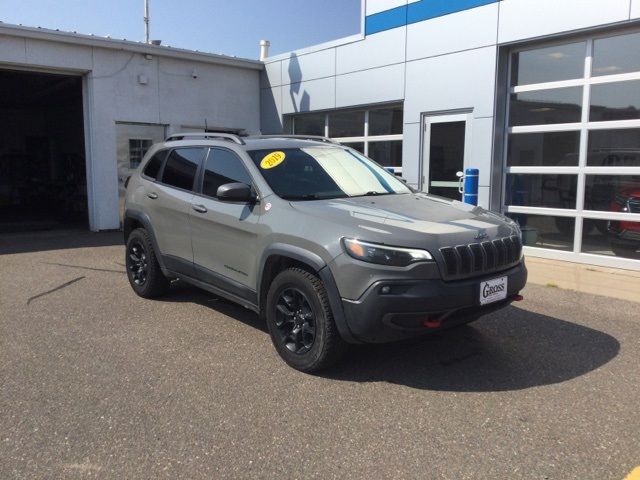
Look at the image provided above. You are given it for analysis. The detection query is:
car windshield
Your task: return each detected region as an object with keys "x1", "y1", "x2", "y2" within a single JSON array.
[{"x1": 247, "y1": 146, "x2": 411, "y2": 200}]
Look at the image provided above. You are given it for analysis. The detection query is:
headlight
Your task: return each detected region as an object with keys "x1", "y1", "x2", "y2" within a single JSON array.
[{"x1": 342, "y1": 238, "x2": 433, "y2": 267}]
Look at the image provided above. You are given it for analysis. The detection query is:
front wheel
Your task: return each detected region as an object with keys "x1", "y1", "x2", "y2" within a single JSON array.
[{"x1": 265, "y1": 268, "x2": 348, "y2": 372}]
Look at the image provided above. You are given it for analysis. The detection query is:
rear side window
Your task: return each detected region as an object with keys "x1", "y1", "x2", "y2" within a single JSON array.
[
  {"x1": 202, "y1": 148, "x2": 252, "y2": 198},
  {"x1": 161, "y1": 148, "x2": 205, "y2": 191},
  {"x1": 142, "y1": 152, "x2": 165, "y2": 180}
]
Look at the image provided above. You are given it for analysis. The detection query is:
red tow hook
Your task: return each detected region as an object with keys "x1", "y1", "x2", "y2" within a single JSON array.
[
  {"x1": 513, "y1": 294, "x2": 524, "y2": 302},
  {"x1": 423, "y1": 318, "x2": 442, "y2": 329}
]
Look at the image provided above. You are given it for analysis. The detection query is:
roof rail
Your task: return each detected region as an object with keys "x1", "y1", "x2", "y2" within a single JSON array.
[
  {"x1": 249, "y1": 135, "x2": 338, "y2": 144},
  {"x1": 166, "y1": 132, "x2": 245, "y2": 145}
]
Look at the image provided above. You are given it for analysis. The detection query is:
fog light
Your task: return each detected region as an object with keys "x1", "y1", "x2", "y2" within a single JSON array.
[{"x1": 380, "y1": 286, "x2": 391, "y2": 294}]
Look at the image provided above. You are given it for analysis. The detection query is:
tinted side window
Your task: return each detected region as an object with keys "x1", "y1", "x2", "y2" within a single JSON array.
[
  {"x1": 202, "y1": 149, "x2": 252, "y2": 198},
  {"x1": 142, "y1": 151, "x2": 165, "y2": 180},
  {"x1": 161, "y1": 148, "x2": 204, "y2": 191}
]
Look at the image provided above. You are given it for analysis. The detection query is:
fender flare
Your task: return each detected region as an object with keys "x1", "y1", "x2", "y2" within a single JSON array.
[
  {"x1": 257, "y1": 244, "x2": 358, "y2": 344},
  {"x1": 123, "y1": 208, "x2": 168, "y2": 273}
]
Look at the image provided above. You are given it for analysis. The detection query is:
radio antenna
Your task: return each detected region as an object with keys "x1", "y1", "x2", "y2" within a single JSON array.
[{"x1": 144, "y1": 0, "x2": 150, "y2": 44}]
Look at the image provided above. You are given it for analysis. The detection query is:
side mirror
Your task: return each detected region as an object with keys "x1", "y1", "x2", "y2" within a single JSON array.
[{"x1": 217, "y1": 182, "x2": 256, "y2": 203}]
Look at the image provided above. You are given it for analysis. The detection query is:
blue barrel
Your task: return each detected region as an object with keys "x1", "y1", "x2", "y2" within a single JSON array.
[{"x1": 463, "y1": 168, "x2": 479, "y2": 206}]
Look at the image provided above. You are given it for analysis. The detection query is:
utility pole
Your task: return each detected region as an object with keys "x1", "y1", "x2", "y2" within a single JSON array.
[{"x1": 144, "y1": 0, "x2": 150, "y2": 44}]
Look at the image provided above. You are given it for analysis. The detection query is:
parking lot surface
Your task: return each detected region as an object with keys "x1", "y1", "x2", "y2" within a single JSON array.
[{"x1": 1, "y1": 230, "x2": 639, "y2": 479}]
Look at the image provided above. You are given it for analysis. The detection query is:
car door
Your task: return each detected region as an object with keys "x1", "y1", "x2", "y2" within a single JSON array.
[
  {"x1": 190, "y1": 147, "x2": 261, "y2": 301},
  {"x1": 144, "y1": 147, "x2": 206, "y2": 275}
]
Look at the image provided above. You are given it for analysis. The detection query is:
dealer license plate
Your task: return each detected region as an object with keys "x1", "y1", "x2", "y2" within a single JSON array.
[{"x1": 479, "y1": 276, "x2": 508, "y2": 305}]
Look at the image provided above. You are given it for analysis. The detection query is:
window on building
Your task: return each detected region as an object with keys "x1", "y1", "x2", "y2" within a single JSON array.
[
  {"x1": 129, "y1": 139, "x2": 153, "y2": 169},
  {"x1": 161, "y1": 148, "x2": 205, "y2": 191},
  {"x1": 294, "y1": 113, "x2": 326, "y2": 136},
  {"x1": 505, "y1": 31, "x2": 640, "y2": 265},
  {"x1": 290, "y1": 104, "x2": 404, "y2": 175},
  {"x1": 202, "y1": 148, "x2": 253, "y2": 198}
]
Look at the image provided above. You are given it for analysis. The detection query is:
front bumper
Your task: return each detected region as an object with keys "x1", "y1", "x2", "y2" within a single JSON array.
[{"x1": 341, "y1": 261, "x2": 527, "y2": 343}]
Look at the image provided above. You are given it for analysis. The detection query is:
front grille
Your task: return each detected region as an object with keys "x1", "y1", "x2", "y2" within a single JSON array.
[
  {"x1": 629, "y1": 197, "x2": 640, "y2": 214},
  {"x1": 439, "y1": 235, "x2": 522, "y2": 279}
]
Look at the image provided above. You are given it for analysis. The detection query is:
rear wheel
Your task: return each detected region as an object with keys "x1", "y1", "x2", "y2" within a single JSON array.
[
  {"x1": 125, "y1": 228, "x2": 170, "y2": 298},
  {"x1": 265, "y1": 268, "x2": 347, "y2": 372}
]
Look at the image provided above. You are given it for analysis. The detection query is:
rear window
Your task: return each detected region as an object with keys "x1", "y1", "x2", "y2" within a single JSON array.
[
  {"x1": 161, "y1": 148, "x2": 205, "y2": 191},
  {"x1": 142, "y1": 152, "x2": 165, "y2": 180}
]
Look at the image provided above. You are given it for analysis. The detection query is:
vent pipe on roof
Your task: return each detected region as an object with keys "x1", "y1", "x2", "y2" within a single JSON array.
[{"x1": 259, "y1": 40, "x2": 270, "y2": 61}]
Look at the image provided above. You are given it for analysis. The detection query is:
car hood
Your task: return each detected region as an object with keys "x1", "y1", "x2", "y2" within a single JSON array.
[{"x1": 289, "y1": 193, "x2": 519, "y2": 250}]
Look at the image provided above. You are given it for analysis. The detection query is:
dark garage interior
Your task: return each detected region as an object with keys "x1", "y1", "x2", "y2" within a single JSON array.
[{"x1": 0, "y1": 69, "x2": 87, "y2": 232}]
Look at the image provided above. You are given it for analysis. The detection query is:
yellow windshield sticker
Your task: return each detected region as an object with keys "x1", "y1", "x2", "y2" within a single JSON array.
[{"x1": 260, "y1": 151, "x2": 286, "y2": 169}]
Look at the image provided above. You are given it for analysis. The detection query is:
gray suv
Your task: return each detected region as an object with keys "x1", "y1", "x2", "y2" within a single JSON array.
[{"x1": 124, "y1": 133, "x2": 527, "y2": 372}]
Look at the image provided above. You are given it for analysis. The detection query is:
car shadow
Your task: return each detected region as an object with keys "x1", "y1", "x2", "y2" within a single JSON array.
[
  {"x1": 160, "y1": 284, "x2": 620, "y2": 392},
  {"x1": 324, "y1": 306, "x2": 620, "y2": 392},
  {"x1": 159, "y1": 282, "x2": 268, "y2": 334}
]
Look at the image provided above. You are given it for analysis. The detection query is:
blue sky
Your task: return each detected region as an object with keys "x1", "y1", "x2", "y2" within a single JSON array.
[{"x1": 0, "y1": 0, "x2": 362, "y2": 59}]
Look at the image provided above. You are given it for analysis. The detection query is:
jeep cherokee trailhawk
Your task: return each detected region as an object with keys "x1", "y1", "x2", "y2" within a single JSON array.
[{"x1": 123, "y1": 133, "x2": 527, "y2": 372}]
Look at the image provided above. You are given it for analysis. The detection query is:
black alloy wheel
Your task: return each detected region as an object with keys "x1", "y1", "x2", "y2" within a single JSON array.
[
  {"x1": 128, "y1": 241, "x2": 148, "y2": 286},
  {"x1": 265, "y1": 267, "x2": 348, "y2": 372},
  {"x1": 274, "y1": 287, "x2": 317, "y2": 354},
  {"x1": 125, "y1": 227, "x2": 169, "y2": 298}
]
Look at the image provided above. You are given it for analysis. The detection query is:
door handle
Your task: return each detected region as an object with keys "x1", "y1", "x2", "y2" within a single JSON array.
[
  {"x1": 146, "y1": 192, "x2": 158, "y2": 200},
  {"x1": 192, "y1": 204, "x2": 208, "y2": 213}
]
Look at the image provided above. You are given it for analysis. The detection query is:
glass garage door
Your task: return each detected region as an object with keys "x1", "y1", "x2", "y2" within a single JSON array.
[{"x1": 504, "y1": 31, "x2": 640, "y2": 269}]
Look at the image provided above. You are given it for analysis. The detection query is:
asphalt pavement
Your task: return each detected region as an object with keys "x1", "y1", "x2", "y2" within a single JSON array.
[{"x1": 0, "y1": 230, "x2": 638, "y2": 479}]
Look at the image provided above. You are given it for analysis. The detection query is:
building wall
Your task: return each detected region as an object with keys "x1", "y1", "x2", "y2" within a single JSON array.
[
  {"x1": 0, "y1": 31, "x2": 261, "y2": 230},
  {"x1": 260, "y1": 0, "x2": 640, "y2": 208}
]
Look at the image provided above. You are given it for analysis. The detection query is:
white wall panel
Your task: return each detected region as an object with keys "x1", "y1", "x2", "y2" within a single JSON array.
[
  {"x1": 498, "y1": 0, "x2": 631, "y2": 44},
  {"x1": 0, "y1": 35, "x2": 26, "y2": 64},
  {"x1": 158, "y1": 57, "x2": 260, "y2": 131},
  {"x1": 407, "y1": 4, "x2": 498, "y2": 61},
  {"x1": 282, "y1": 77, "x2": 336, "y2": 114},
  {"x1": 404, "y1": 46, "x2": 497, "y2": 121},
  {"x1": 469, "y1": 117, "x2": 495, "y2": 188},
  {"x1": 261, "y1": 87, "x2": 283, "y2": 134},
  {"x1": 478, "y1": 185, "x2": 490, "y2": 209},
  {"x1": 261, "y1": 60, "x2": 282, "y2": 88},
  {"x1": 366, "y1": 0, "x2": 407, "y2": 16},
  {"x1": 631, "y1": 0, "x2": 640, "y2": 18},
  {"x1": 335, "y1": 63, "x2": 404, "y2": 108},
  {"x1": 25, "y1": 38, "x2": 93, "y2": 70},
  {"x1": 336, "y1": 27, "x2": 406, "y2": 74},
  {"x1": 401, "y1": 122, "x2": 421, "y2": 186},
  {"x1": 282, "y1": 48, "x2": 335, "y2": 85}
]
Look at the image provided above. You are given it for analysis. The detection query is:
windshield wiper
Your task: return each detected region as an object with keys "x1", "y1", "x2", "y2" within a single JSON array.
[
  {"x1": 280, "y1": 194, "x2": 320, "y2": 200},
  {"x1": 352, "y1": 191, "x2": 396, "y2": 197}
]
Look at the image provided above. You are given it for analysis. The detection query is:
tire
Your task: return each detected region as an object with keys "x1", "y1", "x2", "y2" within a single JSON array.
[
  {"x1": 125, "y1": 227, "x2": 170, "y2": 298},
  {"x1": 265, "y1": 267, "x2": 348, "y2": 372}
]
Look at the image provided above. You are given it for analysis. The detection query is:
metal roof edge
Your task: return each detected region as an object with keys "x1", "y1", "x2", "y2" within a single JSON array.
[{"x1": 0, "y1": 22, "x2": 264, "y2": 71}]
